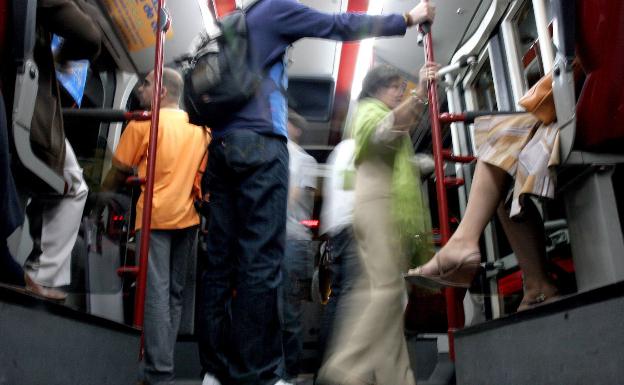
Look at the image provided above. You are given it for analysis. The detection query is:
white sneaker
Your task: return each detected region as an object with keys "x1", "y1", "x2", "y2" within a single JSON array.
[
  {"x1": 274, "y1": 380, "x2": 294, "y2": 385},
  {"x1": 202, "y1": 373, "x2": 222, "y2": 385}
]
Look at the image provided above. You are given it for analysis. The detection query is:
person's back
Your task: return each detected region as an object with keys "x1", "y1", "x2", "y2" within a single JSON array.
[{"x1": 116, "y1": 109, "x2": 209, "y2": 230}]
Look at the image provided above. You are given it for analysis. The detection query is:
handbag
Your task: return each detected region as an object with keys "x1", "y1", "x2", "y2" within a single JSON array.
[
  {"x1": 518, "y1": 72, "x2": 556, "y2": 125},
  {"x1": 518, "y1": 59, "x2": 582, "y2": 125}
]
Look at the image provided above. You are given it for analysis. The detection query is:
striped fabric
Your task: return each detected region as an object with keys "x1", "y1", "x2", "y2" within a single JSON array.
[{"x1": 473, "y1": 113, "x2": 560, "y2": 218}]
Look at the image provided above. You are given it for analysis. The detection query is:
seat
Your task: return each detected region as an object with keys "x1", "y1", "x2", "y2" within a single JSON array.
[{"x1": 552, "y1": 0, "x2": 624, "y2": 291}]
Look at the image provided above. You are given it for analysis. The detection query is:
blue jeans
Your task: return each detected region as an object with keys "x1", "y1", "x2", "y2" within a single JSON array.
[
  {"x1": 278, "y1": 238, "x2": 315, "y2": 380},
  {"x1": 318, "y1": 226, "x2": 361, "y2": 360},
  {"x1": 139, "y1": 227, "x2": 198, "y2": 385},
  {"x1": 198, "y1": 130, "x2": 288, "y2": 385}
]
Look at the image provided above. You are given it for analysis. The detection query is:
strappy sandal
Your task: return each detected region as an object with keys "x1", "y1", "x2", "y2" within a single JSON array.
[
  {"x1": 517, "y1": 291, "x2": 560, "y2": 312},
  {"x1": 404, "y1": 251, "x2": 482, "y2": 289}
]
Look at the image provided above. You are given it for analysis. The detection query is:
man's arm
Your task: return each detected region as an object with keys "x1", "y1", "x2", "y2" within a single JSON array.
[
  {"x1": 38, "y1": 0, "x2": 102, "y2": 61},
  {"x1": 101, "y1": 121, "x2": 146, "y2": 191},
  {"x1": 270, "y1": 0, "x2": 434, "y2": 43},
  {"x1": 101, "y1": 163, "x2": 132, "y2": 192}
]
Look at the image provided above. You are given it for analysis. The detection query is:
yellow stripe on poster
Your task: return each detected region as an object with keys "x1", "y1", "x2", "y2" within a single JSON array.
[{"x1": 102, "y1": 0, "x2": 174, "y2": 52}]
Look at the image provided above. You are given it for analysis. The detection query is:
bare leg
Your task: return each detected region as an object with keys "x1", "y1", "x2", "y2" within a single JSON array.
[
  {"x1": 418, "y1": 160, "x2": 508, "y2": 275},
  {"x1": 496, "y1": 200, "x2": 558, "y2": 310}
]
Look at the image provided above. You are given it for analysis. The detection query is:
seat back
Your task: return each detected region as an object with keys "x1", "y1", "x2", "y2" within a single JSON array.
[{"x1": 575, "y1": 0, "x2": 624, "y2": 152}]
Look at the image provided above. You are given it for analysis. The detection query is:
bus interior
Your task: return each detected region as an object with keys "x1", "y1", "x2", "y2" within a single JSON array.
[{"x1": 1, "y1": 0, "x2": 623, "y2": 384}]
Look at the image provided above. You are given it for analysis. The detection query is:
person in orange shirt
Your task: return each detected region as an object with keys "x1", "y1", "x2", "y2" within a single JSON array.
[{"x1": 102, "y1": 67, "x2": 210, "y2": 385}]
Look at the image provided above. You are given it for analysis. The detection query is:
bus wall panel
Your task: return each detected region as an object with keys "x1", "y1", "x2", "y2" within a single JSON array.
[
  {"x1": 454, "y1": 294, "x2": 624, "y2": 385},
  {"x1": 0, "y1": 291, "x2": 140, "y2": 385}
]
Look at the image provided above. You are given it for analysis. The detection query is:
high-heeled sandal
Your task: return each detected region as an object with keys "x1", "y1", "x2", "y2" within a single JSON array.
[
  {"x1": 404, "y1": 251, "x2": 482, "y2": 289},
  {"x1": 516, "y1": 291, "x2": 560, "y2": 312}
]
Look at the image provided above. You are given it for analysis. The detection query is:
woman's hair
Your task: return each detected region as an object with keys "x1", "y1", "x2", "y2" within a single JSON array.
[{"x1": 358, "y1": 65, "x2": 402, "y2": 100}]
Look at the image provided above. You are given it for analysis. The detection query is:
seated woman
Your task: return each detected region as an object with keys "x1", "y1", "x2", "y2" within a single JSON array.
[
  {"x1": 406, "y1": 112, "x2": 560, "y2": 311},
  {"x1": 319, "y1": 62, "x2": 438, "y2": 385}
]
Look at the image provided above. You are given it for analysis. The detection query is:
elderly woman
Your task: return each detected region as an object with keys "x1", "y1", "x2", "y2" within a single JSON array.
[{"x1": 319, "y1": 63, "x2": 437, "y2": 385}]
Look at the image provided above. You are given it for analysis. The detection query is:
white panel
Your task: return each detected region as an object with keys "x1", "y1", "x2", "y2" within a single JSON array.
[
  {"x1": 288, "y1": 0, "x2": 343, "y2": 78},
  {"x1": 375, "y1": 0, "x2": 483, "y2": 78}
]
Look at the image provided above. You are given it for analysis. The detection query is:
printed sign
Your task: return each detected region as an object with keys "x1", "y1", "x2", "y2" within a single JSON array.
[
  {"x1": 102, "y1": 0, "x2": 174, "y2": 52},
  {"x1": 52, "y1": 35, "x2": 89, "y2": 107}
]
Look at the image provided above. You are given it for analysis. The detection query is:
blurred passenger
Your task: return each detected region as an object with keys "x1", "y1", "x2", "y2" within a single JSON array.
[
  {"x1": 102, "y1": 68, "x2": 211, "y2": 385},
  {"x1": 407, "y1": 113, "x2": 560, "y2": 311},
  {"x1": 278, "y1": 109, "x2": 318, "y2": 383},
  {"x1": 318, "y1": 63, "x2": 437, "y2": 385},
  {"x1": 197, "y1": 1, "x2": 436, "y2": 385},
  {"x1": 19, "y1": 0, "x2": 101, "y2": 301},
  {"x1": 316, "y1": 138, "x2": 362, "y2": 363}
]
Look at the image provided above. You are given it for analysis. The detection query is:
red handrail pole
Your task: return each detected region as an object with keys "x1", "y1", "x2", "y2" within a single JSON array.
[
  {"x1": 421, "y1": 15, "x2": 464, "y2": 360},
  {"x1": 133, "y1": 0, "x2": 168, "y2": 329}
]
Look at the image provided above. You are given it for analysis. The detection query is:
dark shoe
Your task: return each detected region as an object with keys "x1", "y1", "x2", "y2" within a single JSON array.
[
  {"x1": 404, "y1": 251, "x2": 482, "y2": 289},
  {"x1": 24, "y1": 273, "x2": 67, "y2": 302},
  {"x1": 517, "y1": 291, "x2": 560, "y2": 312}
]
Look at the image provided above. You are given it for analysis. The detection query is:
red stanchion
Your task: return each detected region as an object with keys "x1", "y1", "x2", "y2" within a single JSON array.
[
  {"x1": 419, "y1": 5, "x2": 465, "y2": 360},
  {"x1": 133, "y1": 0, "x2": 170, "y2": 330}
]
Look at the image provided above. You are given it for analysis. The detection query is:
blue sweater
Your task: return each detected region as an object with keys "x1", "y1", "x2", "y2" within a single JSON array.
[{"x1": 213, "y1": 0, "x2": 407, "y2": 139}]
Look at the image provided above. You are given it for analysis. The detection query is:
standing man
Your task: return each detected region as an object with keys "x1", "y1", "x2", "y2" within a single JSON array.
[
  {"x1": 103, "y1": 68, "x2": 210, "y2": 385},
  {"x1": 198, "y1": 1, "x2": 436, "y2": 385},
  {"x1": 21, "y1": 0, "x2": 101, "y2": 301},
  {"x1": 278, "y1": 110, "x2": 318, "y2": 383}
]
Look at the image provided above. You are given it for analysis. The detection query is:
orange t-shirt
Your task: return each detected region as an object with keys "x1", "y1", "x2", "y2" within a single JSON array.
[{"x1": 113, "y1": 109, "x2": 211, "y2": 230}]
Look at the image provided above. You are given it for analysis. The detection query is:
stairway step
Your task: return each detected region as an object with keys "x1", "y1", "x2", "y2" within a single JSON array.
[{"x1": 1, "y1": 284, "x2": 140, "y2": 385}]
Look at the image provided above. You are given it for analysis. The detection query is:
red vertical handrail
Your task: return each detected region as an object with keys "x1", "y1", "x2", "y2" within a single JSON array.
[
  {"x1": 133, "y1": 0, "x2": 169, "y2": 329},
  {"x1": 420, "y1": 12, "x2": 465, "y2": 360}
]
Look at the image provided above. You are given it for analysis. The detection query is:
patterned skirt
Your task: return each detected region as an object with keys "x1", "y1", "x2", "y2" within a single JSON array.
[{"x1": 473, "y1": 113, "x2": 560, "y2": 218}]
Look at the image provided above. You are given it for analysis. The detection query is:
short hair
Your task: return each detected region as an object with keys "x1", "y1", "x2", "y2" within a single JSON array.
[
  {"x1": 288, "y1": 108, "x2": 308, "y2": 130},
  {"x1": 161, "y1": 67, "x2": 183, "y2": 103},
  {"x1": 358, "y1": 65, "x2": 402, "y2": 100}
]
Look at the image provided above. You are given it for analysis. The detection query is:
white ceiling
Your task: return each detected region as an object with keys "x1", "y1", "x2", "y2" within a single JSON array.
[{"x1": 375, "y1": 0, "x2": 488, "y2": 78}]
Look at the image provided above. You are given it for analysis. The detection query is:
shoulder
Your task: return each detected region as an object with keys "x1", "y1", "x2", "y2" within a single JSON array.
[{"x1": 123, "y1": 120, "x2": 150, "y2": 135}]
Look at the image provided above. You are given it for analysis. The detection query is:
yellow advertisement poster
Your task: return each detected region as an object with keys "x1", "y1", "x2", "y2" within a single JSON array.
[{"x1": 102, "y1": 0, "x2": 174, "y2": 52}]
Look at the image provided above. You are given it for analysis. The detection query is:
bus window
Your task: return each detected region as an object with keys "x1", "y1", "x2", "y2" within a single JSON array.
[
  {"x1": 60, "y1": 68, "x2": 116, "y2": 190},
  {"x1": 513, "y1": 0, "x2": 553, "y2": 88},
  {"x1": 473, "y1": 58, "x2": 498, "y2": 111}
]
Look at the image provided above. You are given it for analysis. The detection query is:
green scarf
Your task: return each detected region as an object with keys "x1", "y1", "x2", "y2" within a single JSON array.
[{"x1": 353, "y1": 98, "x2": 433, "y2": 268}]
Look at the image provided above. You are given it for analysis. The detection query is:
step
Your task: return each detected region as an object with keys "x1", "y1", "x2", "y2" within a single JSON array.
[
  {"x1": 0, "y1": 284, "x2": 141, "y2": 385},
  {"x1": 454, "y1": 281, "x2": 624, "y2": 385}
]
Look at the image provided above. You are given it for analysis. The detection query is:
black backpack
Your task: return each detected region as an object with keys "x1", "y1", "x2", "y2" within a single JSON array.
[{"x1": 183, "y1": 0, "x2": 261, "y2": 127}]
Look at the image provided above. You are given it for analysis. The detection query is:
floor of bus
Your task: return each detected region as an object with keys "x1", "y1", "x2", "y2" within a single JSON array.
[
  {"x1": 0, "y1": 282, "x2": 441, "y2": 384},
  {"x1": 4, "y1": 280, "x2": 624, "y2": 384}
]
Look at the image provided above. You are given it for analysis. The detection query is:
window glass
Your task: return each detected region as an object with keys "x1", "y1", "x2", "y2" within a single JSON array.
[
  {"x1": 514, "y1": 0, "x2": 554, "y2": 88},
  {"x1": 473, "y1": 58, "x2": 498, "y2": 111}
]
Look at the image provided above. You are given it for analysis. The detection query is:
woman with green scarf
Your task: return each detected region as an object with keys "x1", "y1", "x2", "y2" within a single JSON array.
[{"x1": 319, "y1": 63, "x2": 438, "y2": 385}]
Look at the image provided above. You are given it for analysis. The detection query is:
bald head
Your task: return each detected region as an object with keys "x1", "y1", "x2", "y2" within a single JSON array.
[
  {"x1": 137, "y1": 67, "x2": 184, "y2": 109},
  {"x1": 162, "y1": 68, "x2": 183, "y2": 104}
]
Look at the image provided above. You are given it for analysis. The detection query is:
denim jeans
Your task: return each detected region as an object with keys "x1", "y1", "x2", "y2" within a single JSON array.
[
  {"x1": 139, "y1": 227, "x2": 198, "y2": 385},
  {"x1": 277, "y1": 238, "x2": 315, "y2": 380},
  {"x1": 318, "y1": 226, "x2": 361, "y2": 360},
  {"x1": 198, "y1": 130, "x2": 288, "y2": 385}
]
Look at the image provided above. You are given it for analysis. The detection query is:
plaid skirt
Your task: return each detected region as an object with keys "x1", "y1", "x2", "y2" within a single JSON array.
[{"x1": 473, "y1": 113, "x2": 560, "y2": 218}]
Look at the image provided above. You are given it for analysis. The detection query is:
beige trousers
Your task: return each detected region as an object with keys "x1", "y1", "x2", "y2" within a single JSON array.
[{"x1": 319, "y1": 196, "x2": 415, "y2": 385}]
